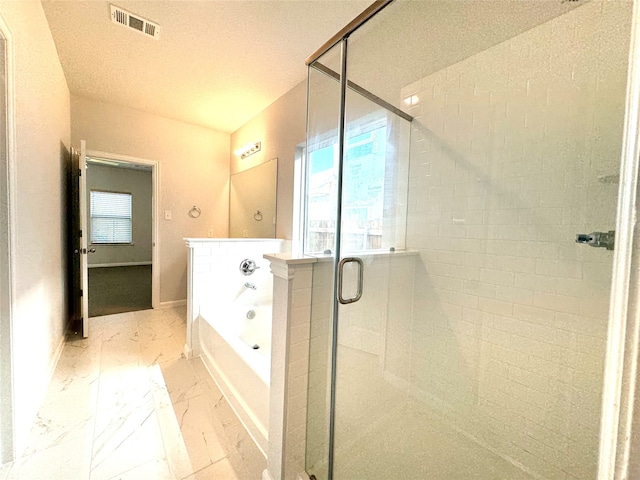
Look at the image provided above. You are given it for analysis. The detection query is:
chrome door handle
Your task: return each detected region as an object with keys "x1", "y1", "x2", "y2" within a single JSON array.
[
  {"x1": 88, "y1": 248, "x2": 96, "y2": 253},
  {"x1": 337, "y1": 257, "x2": 364, "y2": 305}
]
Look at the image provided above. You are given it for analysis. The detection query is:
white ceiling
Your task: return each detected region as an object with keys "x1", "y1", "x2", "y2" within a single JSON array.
[{"x1": 41, "y1": 0, "x2": 371, "y2": 134}]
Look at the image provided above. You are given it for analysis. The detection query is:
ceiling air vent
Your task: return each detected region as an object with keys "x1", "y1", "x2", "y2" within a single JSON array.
[{"x1": 110, "y1": 5, "x2": 160, "y2": 40}]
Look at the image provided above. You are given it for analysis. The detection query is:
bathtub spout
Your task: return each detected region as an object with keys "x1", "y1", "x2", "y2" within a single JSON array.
[{"x1": 244, "y1": 282, "x2": 257, "y2": 290}]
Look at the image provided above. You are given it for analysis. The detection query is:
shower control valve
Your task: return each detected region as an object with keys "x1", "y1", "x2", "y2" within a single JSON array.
[
  {"x1": 575, "y1": 231, "x2": 615, "y2": 250},
  {"x1": 239, "y1": 258, "x2": 260, "y2": 276}
]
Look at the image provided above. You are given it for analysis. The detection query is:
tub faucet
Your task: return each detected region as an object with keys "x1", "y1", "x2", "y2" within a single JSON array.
[
  {"x1": 239, "y1": 259, "x2": 260, "y2": 276},
  {"x1": 244, "y1": 282, "x2": 257, "y2": 290}
]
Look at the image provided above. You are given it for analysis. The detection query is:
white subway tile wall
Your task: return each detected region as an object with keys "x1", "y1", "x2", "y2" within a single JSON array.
[
  {"x1": 305, "y1": 260, "x2": 333, "y2": 479},
  {"x1": 284, "y1": 264, "x2": 314, "y2": 476},
  {"x1": 188, "y1": 239, "x2": 285, "y2": 331},
  {"x1": 400, "y1": 2, "x2": 631, "y2": 479}
]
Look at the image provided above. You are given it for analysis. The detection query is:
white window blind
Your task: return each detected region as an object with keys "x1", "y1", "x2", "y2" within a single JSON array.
[{"x1": 90, "y1": 191, "x2": 132, "y2": 244}]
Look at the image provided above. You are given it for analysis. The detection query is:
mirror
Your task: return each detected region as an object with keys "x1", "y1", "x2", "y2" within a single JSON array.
[{"x1": 229, "y1": 158, "x2": 278, "y2": 238}]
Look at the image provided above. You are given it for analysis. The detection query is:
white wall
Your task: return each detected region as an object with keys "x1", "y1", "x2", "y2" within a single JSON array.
[
  {"x1": 230, "y1": 81, "x2": 306, "y2": 240},
  {"x1": 71, "y1": 95, "x2": 230, "y2": 303},
  {"x1": 0, "y1": 0, "x2": 70, "y2": 457},
  {"x1": 86, "y1": 163, "x2": 152, "y2": 266},
  {"x1": 0, "y1": 23, "x2": 12, "y2": 465}
]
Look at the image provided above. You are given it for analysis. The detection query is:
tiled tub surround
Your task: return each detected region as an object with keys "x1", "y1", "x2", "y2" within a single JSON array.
[
  {"x1": 394, "y1": 2, "x2": 630, "y2": 479},
  {"x1": 184, "y1": 239, "x2": 286, "y2": 458}
]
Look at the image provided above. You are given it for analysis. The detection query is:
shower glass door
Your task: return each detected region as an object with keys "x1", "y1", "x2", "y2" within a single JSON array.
[
  {"x1": 304, "y1": 40, "x2": 343, "y2": 480},
  {"x1": 306, "y1": 1, "x2": 634, "y2": 479},
  {"x1": 304, "y1": 32, "x2": 413, "y2": 479},
  {"x1": 330, "y1": 71, "x2": 413, "y2": 480},
  {"x1": 304, "y1": 25, "x2": 413, "y2": 478}
]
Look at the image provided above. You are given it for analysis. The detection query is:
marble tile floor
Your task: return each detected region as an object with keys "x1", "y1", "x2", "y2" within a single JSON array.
[{"x1": 0, "y1": 307, "x2": 266, "y2": 480}]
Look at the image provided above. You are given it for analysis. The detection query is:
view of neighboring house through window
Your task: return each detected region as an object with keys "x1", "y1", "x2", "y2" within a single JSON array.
[
  {"x1": 90, "y1": 190, "x2": 133, "y2": 244},
  {"x1": 305, "y1": 123, "x2": 387, "y2": 254}
]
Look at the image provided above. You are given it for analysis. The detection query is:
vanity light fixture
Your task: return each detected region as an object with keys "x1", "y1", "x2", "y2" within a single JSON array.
[{"x1": 234, "y1": 141, "x2": 261, "y2": 159}]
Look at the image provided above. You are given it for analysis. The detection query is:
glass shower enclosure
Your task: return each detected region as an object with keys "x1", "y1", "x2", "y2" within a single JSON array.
[{"x1": 303, "y1": 1, "x2": 635, "y2": 479}]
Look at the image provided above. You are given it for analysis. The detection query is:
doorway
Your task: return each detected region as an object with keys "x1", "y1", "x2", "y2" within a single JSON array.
[{"x1": 84, "y1": 152, "x2": 158, "y2": 317}]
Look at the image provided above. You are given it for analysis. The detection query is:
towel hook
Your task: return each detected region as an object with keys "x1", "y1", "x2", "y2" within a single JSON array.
[
  {"x1": 189, "y1": 206, "x2": 201, "y2": 218},
  {"x1": 254, "y1": 210, "x2": 263, "y2": 222}
]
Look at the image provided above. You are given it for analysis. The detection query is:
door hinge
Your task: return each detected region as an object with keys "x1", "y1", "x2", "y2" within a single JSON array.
[
  {"x1": 79, "y1": 230, "x2": 83, "y2": 238},
  {"x1": 79, "y1": 168, "x2": 82, "y2": 176},
  {"x1": 80, "y1": 289, "x2": 83, "y2": 297}
]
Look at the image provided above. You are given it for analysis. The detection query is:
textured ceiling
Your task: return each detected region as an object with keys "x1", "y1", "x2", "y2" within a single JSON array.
[{"x1": 41, "y1": 0, "x2": 371, "y2": 133}]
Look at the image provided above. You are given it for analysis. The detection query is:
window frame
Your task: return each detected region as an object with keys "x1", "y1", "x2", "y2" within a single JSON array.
[{"x1": 89, "y1": 189, "x2": 134, "y2": 245}]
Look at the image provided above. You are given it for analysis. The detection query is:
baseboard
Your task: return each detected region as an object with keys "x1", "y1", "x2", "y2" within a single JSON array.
[
  {"x1": 48, "y1": 325, "x2": 68, "y2": 388},
  {"x1": 158, "y1": 299, "x2": 186, "y2": 308},
  {"x1": 88, "y1": 261, "x2": 152, "y2": 268}
]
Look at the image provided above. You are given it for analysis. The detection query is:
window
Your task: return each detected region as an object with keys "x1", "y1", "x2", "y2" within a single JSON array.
[
  {"x1": 90, "y1": 190, "x2": 132, "y2": 244},
  {"x1": 304, "y1": 123, "x2": 388, "y2": 254}
]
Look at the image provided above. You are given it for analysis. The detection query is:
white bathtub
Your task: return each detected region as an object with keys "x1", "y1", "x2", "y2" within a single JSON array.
[
  {"x1": 229, "y1": 304, "x2": 272, "y2": 366},
  {"x1": 185, "y1": 238, "x2": 286, "y2": 457},
  {"x1": 199, "y1": 301, "x2": 271, "y2": 455}
]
